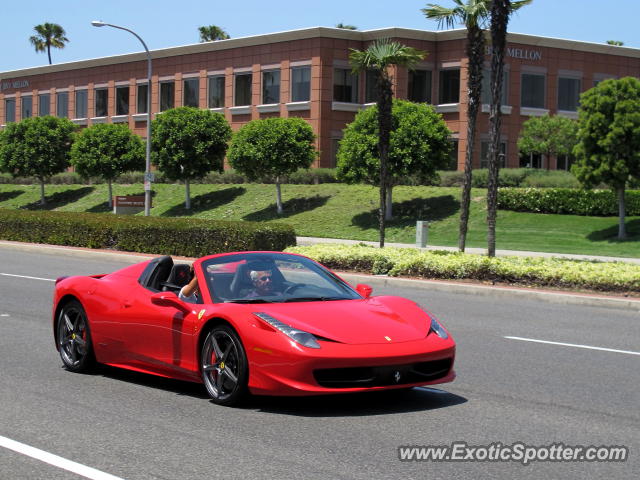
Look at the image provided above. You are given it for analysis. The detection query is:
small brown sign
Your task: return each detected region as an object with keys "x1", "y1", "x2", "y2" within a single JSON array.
[{"x1": 114, "y1": 195, "x2": 146, "y2": 207}]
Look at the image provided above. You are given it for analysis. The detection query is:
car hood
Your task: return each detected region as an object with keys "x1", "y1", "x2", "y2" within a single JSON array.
[{"x1": 251, "y1": 296, "x2": 431, "y2": 345}]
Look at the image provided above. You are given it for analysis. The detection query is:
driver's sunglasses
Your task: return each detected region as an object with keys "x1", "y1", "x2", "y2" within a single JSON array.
[{"x1": 259, "y1": 275, "x2": 272, "y2": 281}]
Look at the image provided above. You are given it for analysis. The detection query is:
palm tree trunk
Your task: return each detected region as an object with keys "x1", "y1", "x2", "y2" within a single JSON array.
[
  {"x1": 107, "y1": 180, "x2": 113, "y2": 209},
  {"x1": 39, "y1": 178, "x2": 46, "y2": 205},
  {"x1": 47, "y1": 44, "x2": 52, "y2": 65},
  {"x1": 276, "y1": 177, "x2": 283, "y2": 215},
  {"x1": 377, "y1": 74, "x2": 393, "y2": 248},
  {"x1": 487, "y1": 0, "x2": 510, "y2": 257},
  {"x1": 185, "y1": 179, "x2": 191, "y2": 209},
  {"x1": 617, "y1": 186, "x2": 627, "y2": 239},
  {"x1": 459, "y1": 25, "x2": 485, "y2": 253}
]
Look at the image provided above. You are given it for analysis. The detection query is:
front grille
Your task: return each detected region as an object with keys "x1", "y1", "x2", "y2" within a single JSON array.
[{"x1": 313, "y1": 358, "x2": 453, "y2": 388}]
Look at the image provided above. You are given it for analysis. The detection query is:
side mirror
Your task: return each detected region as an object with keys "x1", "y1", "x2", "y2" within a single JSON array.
[
  {"x1": 151, "y1": 291, "x2": 185, "y2": 308},
  {"x1": 356, "y1": 283, "x2": 373, "y2": 298}
]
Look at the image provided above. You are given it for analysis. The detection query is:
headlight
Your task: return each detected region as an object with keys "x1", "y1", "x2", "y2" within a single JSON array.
[
  {"x1": 429, "y1": 317, "x2": 449, "y2": 339},
  {"x1": 254, "y1": 312, "x2": 320, "y2": 349}
]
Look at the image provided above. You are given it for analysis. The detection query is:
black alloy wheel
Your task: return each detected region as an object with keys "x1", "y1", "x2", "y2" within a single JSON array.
[
  {"x1": 201, "y1": 325, "x2": 248, "y2": 406},
  {"x1": 57, "y1": 300, "x2": 95, "y2": 372}
]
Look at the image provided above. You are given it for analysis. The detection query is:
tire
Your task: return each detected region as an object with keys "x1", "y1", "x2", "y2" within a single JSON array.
[
  {"x1": 56, "y1": 300, "x2": 95, "y2": 373},
  {"x1": 201, "y1": 325, "x2": 248, "y2": 406}
]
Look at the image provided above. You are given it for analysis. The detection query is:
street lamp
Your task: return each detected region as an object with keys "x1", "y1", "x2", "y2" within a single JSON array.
[{"x1": 91, "y1": 20, "x2": 153, "y2": 216}]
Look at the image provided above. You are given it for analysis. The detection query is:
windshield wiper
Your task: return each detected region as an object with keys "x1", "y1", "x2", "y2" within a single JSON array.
[
  {"x1": 283, "y1": 296, "x2": 348, "y2": 303},
  {"x1": 224, "y1": 298, "x2": 275, "y2": 304}
]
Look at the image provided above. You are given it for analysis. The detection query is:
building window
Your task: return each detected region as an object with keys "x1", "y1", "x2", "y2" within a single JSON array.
[
  {"x1": 408, "y1": 69, "x2": 432, "y2": 103},
  {"x1": 95, "y1": 88, "x2": 108, "y2": 117},
  {"x1": 137, "y1": 84, "x2": 148, "y2": 114},
  {"x1": 262, "y1": 70, "x2": 280, "y2": 104},
  {"x1": 75, "y1": 90, "x2": 88, "y2": 118},
  {"x1": 445, "y1": 139, "x2": 459, "y2": 171},
  {"x1": 521, "y1": 73, "x2": 545, "y2": 109},
  {"x1": 5, "y1": 99, "x2": 16, "y2": 123},
  {"x1": 39, "y1": 94, "x2": 50, "y2": 116},
  {"x1": 519, "y1": 152, "x2": 543, "y2": 169},
  {"x1": 234, "y1": 73, "x2": 252, "y2": 106},
  {"x1": 439, "y1": 69, "x2": 460, "y2": 104},
  {"x1": 116, "y1": 86, "x2": 129, "y2": 115},
  {"x1": 291, "y1": 66, "x2": 310, "y2": 102},
  {"x1": 558, "y1": 77, "x2": 581, "y2": 111},
  {"x1": 183, "y1": 78, "x2": 199, "y2": 107},
  {"x1": 556, "y1": 154, "x2": 575, "y2": 171},
  {"x1": 208, "y1": 76, "x2": 225, "y2": 108},
  {"x1": 21, "y1": 96, "x2": 33, "y2": 119},
  {"x1": 160, "y1": 82, "x2": 175, "y2": 111},
  {"x1": 481, "y1": 69, "x2": 509, "y2": 104},
  {"x1": 334, "y1": 68, "x2": 358, "y2": 103},
  {"x1": 365, "y1": 70, "x2": 380, "y2": 103},
  {"x1": 56, "y1": 92, "x2": 68, "y2": 118},
  {"x1": 480, "y1": 141, "x2": 506, "y2": 168}
]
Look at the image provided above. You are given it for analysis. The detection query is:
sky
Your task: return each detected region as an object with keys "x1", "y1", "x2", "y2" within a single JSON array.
[{"x1": 2, "y1": 0, "x2": 639, "y2": 72}]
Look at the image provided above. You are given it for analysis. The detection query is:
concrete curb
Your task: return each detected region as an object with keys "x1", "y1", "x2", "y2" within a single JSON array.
[{"x1": 2, "y1": 240, "x2": 638, "y2": 312}]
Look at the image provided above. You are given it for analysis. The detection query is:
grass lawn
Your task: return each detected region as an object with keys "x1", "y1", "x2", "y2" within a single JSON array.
[{"x1": 0, "y1": 183, "x2": 638, "y2": 258}]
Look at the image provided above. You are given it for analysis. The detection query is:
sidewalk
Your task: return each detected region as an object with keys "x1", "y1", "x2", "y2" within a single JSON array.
[{"x1": 296, "y1": 236, "x2": 640, "y2": 265}]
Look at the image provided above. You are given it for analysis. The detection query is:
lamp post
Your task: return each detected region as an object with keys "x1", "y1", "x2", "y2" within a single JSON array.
[{"x1": 91, "y1": 20, "x2": 153, "y2": 216}]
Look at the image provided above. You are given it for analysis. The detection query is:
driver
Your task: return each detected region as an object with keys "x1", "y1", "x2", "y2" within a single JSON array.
[{"x1": 245, "y1": 267, "x2": 280, "y2": 298}]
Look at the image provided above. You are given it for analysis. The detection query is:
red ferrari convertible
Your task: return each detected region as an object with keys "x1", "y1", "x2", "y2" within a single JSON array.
[{"x1": 53, "y1": 251, "x2": 455, "y2": 405}]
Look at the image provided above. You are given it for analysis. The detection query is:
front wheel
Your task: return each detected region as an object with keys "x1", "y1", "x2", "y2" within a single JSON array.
[
  {"x1": 57, "y1": 300, "x2": 95, "y2": 372},
  {"x1": 201, "y1": 325, "x2": 248, "y2": 406}
]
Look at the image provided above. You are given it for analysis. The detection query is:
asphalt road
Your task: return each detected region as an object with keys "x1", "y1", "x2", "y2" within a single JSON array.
[{"x1": 0, "y1": 246, "x2": 638, "y2": 480}]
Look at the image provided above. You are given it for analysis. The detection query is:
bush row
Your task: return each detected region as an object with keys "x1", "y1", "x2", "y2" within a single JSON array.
[
  {"x1": 286, "y1": 244, "x2": 640, "y2": 294},
  {"x1": 498, "y1": 188, "x2": 640, "y2": 216},
  {"x1": 0, "y1": 209, "x2": 296, "y2": 256},
  {"x1": 1, "y1": 168, "x2": 586, "y2": 189}
]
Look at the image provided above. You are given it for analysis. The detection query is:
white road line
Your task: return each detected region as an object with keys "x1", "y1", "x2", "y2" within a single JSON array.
[
  {"x1": 0, "y1": 273, "x2": 54, "y2": 282},
  {"x1": 0, "y1": 435, "x2": 125, "y2": 480},
  {"x1": 504, "y1": 336, "x2": 640, "y2": 356}
]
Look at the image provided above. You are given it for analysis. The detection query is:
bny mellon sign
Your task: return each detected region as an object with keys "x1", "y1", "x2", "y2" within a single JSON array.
[{"x1": 485, "y1": 46, "x2": 542, "y2": 61}]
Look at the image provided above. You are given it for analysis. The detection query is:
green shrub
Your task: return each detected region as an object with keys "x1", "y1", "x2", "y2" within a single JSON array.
[
  {"x1": 498, "y1": 188, "x2": 640, "y2": 216},
  {"x1": 520, "y1": 171, "x2": 580, "y2": 188},
  {"x1": 287, "y1": 244, "x2": 640, "y2": 293},
  {"x1": 0, "y1": 209, "x2": 296, "y2": 255}
]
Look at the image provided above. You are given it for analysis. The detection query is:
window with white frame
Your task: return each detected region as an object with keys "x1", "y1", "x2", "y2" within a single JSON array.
[
  {"x1": 408, "y1": 69, "x2": 432, "y2": 103},
  {"x1": 21, "y1": 96, "x2": 33, "y2": 119},
  {"x1": 39, "y1": 94, "x2": 50, "y2": 116},
  {"x1": 183, "y1": 78, "x2": 199, "y2": 107},
  {"x1": 558, "y1": 77, "x2": 581, "y2": 111},
  {"x1": 439, "y1": 69, "x2": 460, "y2": 104},
  {"x1": 291, "y1": 66, "x2": 310, "y2": 102},
  {"x1": 333, "y1": 68, "x2": 358, "y2": 103},
  {"x1": 5, "y1": 98, "x2": 16, "y2": 123},
  {"x1": 262, "y1": 70, "x2": 280, "y2": 104},
  {"x1": 519, "y1": 152, "x2": 543, "y2": 169},
  {"x1": 137, "y1": 84, "x2": 148, "y2": 114},
  {"x1": 116, "y1": 86, "x2": 129, "y2": 115},
  {"x1": 365, "y1": 69, "x2": 380, "y2": 103},
  {"x1": 234, "y1": 73, "x2": 252, "y2": 106},
  {"x1": 160, "y1": 82, "x2": 175, "y2": 111},
  {"x1": 521, "y1": 73, "x2": 545, "y2": 109},
  {"x1": 480, "y1": 140, "x2": 506, "y2": 168},
  {"x1": 75, "y1": 90, "x2": 88, "y2": 118},
  {"x1": 95, "y1": 88, "x2": 108, "y2": 117},
  {"x1": 208, "y1": 76, "x2": 225, "y2": 108},
  {"x1": 556, "y1": 154, "x2": 575, "y2": 171},
  {"x1": 445, "y1": 139, "x2": 459, "y2": 171},
  {"x1": 56, "y1": 92, "x2": 68, "y2": 118},
  {"x1": 481, "y1": 69, "x2": 509, "y2": 104}
]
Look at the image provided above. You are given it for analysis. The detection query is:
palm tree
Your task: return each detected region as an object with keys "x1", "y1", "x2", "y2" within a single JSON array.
[
  {"x1": 606, "y1": 40, "x2": 624, "y2": 46},
  {"x1": 336, "y1": 23, "x2": 358, "y2": 30},
  {"x1": 423, "y1": 0, "x2": 530, "y2": 253},
  {"x1": 29, "y1": 23, "x2": 69, "y2": 65},
  {"x1": 198, "y1": 25, "x2": 230, "y2": 42},
  {"x1": 349, "y1": 39, "x2": 426, "y2": 247},
  {"x1": 486, "y1": 0, "x2": 511, "y2": 257}
]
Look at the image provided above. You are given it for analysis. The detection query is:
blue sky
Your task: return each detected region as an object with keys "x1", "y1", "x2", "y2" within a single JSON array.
[{"x1": 2, "y1": 0, "x2": 638, "y2": 72}]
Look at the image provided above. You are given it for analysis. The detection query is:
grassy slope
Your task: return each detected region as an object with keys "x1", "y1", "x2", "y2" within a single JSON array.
[{"x1": 0, "y1": 183, "x2": 638, "y2": 258}]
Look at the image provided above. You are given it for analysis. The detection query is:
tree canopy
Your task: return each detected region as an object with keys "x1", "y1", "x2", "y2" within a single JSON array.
[
  {"x1": 0, "y1": 116, "x2": 76, "y2": 204},
  {"x1": 572, "y1": 76, "x2": 640, "y2": 239},
  {"x1": 198, "y1": 25, "x2": 230, "y2": 42},
  {"x1": 228, "y1": 117, "x2": 317, "y2": 214},
  {"x1": 337, "y1": 99, "x2": 452, "y2": 218},
  {"x1": 517, "y1": 114, "x2": 578, "y2": 168},
  {"x1": 70, "y1": 123, "x2": 145, "y2": 208},
  {"x1": 151, "y1": 107, "x2": 232, "y2": 209},
  {"x1": 29, "y1": 22, "x2": 69, "y2": 64}
]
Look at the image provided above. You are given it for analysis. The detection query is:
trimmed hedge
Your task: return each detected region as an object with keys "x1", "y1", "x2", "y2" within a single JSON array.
[
  {"x1": 498, "y1": 188, "x2": 640, "y2": 216},
  {"x1": 286, "y1": 244, "x2": 640, "y2": 293},
  {"x1": 0, "y1": 209, "x2": 296, "y2": 256}
]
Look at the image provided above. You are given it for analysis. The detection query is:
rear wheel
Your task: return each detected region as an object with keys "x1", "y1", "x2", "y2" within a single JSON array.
[
  {"x1": 201, "y1": 325, "x2": 248, "y2": 406},
  {"x1": 57, "y1": 300, "x2": 95, "y2": 372}
]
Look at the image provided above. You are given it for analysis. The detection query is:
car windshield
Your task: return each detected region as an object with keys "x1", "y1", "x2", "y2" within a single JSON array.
[{"x1": 202, "y1": 252, "x2": 361, "y2": 304}]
